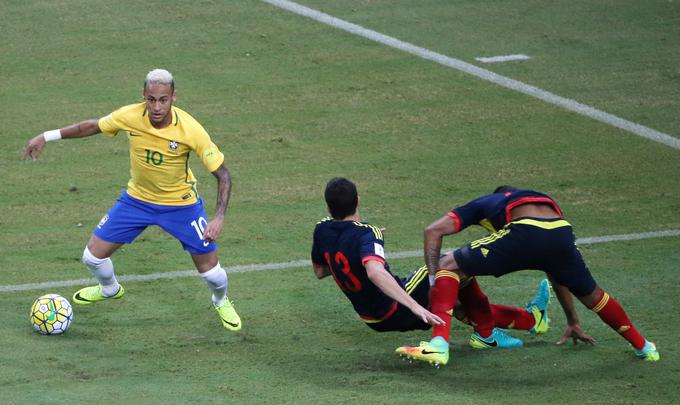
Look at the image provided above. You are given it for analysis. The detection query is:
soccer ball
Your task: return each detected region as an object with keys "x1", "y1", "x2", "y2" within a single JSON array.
[{"x1": 30, "y1": 294, "x2": 73, "y2": 335}]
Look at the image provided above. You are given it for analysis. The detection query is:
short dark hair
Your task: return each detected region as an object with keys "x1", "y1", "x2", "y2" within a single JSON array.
[
  {"x1": 494, "y1": 185, "x2": 518, "y2": 194},
  {"x1": 325, "y1": 177, "x2": 358, "y2": 220}
]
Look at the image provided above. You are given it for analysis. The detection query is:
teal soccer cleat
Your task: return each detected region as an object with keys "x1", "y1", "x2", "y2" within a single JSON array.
[
  {"x1": 528, "y1": 279, "x2": 551, "y2": 334},
  {"x1": 634, "y1": 340, "x2": 660, "y2": 362},
  {"x1": 470, "y1": 327, "x2": 524, "y2": 349}
]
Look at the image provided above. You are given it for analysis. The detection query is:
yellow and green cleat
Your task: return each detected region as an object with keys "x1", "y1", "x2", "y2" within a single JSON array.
[
  {"x1": 528, "y1": 279, "x2": 551, "y2": 334},
  {"x1": 72, "y1": 285, "x2": 125, "y2": 305},
  {"x1": 396, "y1": 337, "x2": 449, "y2": 367},
  {"x1": 469, "y1": 327, "x2": 524, "y2": 349},
  {"x1": 634, "y1": 341, "x2": 660, "y2": 362},
  {"x1": 213, "y1": 299, "x2": 242, "y2": 331}
]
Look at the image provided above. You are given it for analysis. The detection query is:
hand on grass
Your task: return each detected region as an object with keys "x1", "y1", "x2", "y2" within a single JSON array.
[{"x1": 556, "y1": 324, "x2": 596, "y2": 346}]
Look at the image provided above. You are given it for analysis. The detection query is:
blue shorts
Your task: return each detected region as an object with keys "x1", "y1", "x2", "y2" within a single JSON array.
[
  {"x1": 453, "y1": 218, "x2": 597, "y2": 297},
  {"x1": 94, "y1": 191, "x2": 217, "y2": 255}
]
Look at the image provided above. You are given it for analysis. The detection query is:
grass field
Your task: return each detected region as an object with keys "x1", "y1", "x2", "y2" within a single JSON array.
[{"x1": 1, "y1": 0, "x2": 679, "y2": 403}]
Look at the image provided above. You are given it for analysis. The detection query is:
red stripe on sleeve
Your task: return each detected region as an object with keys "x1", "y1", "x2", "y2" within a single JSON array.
[
  {"x1": 447, "y1": 211, "x2": 462, "y2": 233},
  {"x1": 362, "y1": 256, "x2": 385, "y2": 265}
]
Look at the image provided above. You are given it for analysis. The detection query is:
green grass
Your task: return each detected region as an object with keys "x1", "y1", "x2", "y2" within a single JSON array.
[
  {"x1": 1, "y1": 0, "x2": 679, "y2": 403},
  {"x1": 2, "y1": 240, "x2": 679, "y2": 403}
]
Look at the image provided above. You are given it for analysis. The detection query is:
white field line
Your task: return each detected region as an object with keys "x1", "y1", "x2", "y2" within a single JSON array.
[
  {"x1": 2, "y1": 229, "x2": 679, "y2": 294},
  {"x1": 476, "y1": 54, "x2": 531, "y2": 63},
  {"x1": 260, "y1": 0, "x2": 680, "y2": 151}
]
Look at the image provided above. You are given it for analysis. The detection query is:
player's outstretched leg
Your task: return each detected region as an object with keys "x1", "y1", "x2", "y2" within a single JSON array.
[
  {"x1": 528, "y1": 279, "x2": 550, "y2": 334},
  {"x1": 73, "y1": 284, "x2": 125, "y2": 305},
  {"x1": 469, "y1": 327, "x2": 524, "y2": 349},
  {"x1": 396, "y1": 269, "x2": 460, "y2": 367},
  {"x1": 396, "y1": 336, "x2": 449, "y2": 367},
  {"x1": 587, "y1": 289, "x2": 660, "y2": 361}
]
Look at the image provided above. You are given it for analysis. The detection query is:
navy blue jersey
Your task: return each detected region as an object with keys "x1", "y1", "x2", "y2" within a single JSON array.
[
  {"x1": 311, "y1": 218, "x2": 403, "y2": 321},
  {"x1": 449, "y1": 189, "x2": 563, "y2": 233}
]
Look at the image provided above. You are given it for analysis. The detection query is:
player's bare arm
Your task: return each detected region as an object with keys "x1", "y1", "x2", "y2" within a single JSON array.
[
  {"x1": 423, "y1": 215, "x2": 457, "y2": 275},
  {"x1": 312, "y1": 262, "x2": 331, "y2": 279},
  {"x1": 365, "y1": 260, "x2": 444, "y2": 326},
  {"x1": 23, "y1": 119, "x2": 101, "y2": 161},
  {"x1": 203, "y1": 164, "x2": 232, "y2": 243},
  {"x1": 551, "y1": 277, "x2": 596, "y2": 345}
]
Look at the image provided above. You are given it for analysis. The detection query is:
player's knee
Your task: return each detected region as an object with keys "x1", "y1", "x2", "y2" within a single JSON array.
[
  {"x1": 437, "y1": 251, "x2": 459, "y2": 270},
  {"x1": 580, "y1": 286, "x2": 605, "y2": 310}
]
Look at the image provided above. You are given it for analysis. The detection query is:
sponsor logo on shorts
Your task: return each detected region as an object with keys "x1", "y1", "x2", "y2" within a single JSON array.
[{"x1": 97, "y1": 214, "x2": 109, "y2": 229}]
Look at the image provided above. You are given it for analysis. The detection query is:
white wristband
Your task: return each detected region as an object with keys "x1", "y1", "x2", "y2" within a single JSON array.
[{"x1": 43, "y1": 129, "x2": 62, "y2": 142}]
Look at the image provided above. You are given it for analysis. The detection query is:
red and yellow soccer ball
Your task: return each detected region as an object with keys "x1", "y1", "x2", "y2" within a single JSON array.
[{"x1": 30, "y1": 294, "x2": 73, "y2": 335}]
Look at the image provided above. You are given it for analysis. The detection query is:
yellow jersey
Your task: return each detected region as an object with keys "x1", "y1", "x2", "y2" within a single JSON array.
[{"x1": 98, "y1": 102, "x2": 224, "y2": 206}]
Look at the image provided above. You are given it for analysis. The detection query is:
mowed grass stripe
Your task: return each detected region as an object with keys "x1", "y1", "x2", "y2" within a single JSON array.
[
  {"x1": 2, "y1": 229, "x2": 678, "y2": 293},
  {"x1": 261, "y1": 0, "x2": 680, "y2": 150}
]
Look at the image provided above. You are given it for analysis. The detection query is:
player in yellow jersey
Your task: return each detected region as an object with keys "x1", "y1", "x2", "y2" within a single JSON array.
[{"x1": 23, "y1": 69, "x2": 242, "y2": 331}]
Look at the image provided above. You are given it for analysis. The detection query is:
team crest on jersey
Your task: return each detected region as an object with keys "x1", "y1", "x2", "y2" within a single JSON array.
[{"x1": 169, "y1": 141, "x2": 179, "y2": 150}]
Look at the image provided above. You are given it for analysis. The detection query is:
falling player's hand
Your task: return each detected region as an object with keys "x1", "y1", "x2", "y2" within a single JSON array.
[
  {"x1": 412, "y1": 305, "x2": 445, "y2": 326},
  {"x1": 23, "y1": 134, "x2": 47, "y2": 161},
  {"x1": 556, "y1": 323, "x2": 596, "y2": 346}
]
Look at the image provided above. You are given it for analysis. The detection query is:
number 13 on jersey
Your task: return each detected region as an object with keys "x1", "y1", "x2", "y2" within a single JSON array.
[{"x1": 324, "y1": 251, "x2": 362, "y2": 292}]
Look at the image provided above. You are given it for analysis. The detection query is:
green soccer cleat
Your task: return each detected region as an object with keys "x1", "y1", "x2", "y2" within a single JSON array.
[
  {"x1": 214, "y1": 299, "x2": 242, "y2": 331},
  {"x1": 72, "y1": 285, "x2": 125, "y2": 305},
  {"x1": 470, "y1": 327, "x2": 524, "y2": 349},
  {"x1": 396, "y1": 336, "x2": 449, "y2": 367},
  {"x1": 634, "y1": 341, "x2": 660, "y2": 362},
  {"x1": 528, "y1": 279, "x2": 551, "y2": 334}
]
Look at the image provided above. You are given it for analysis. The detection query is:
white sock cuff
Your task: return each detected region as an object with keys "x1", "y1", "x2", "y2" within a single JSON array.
[
  {"x1": 83, "y1": 246, "x2": 108, "y2": 265},
  {"x1": 199, "y1": 262, "x2": 223, "y2": 279}
]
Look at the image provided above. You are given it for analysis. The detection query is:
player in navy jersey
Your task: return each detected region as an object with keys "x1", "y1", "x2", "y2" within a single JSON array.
[
  {"x1": 312, "y1": 178, "x2": 443, "y2": 330},
  {"x1": 312, "y1": 178, "x2": 551, "y2": 351},
  {"x1": 397, "y1": 186, "x2": 660, "y2": 366}
]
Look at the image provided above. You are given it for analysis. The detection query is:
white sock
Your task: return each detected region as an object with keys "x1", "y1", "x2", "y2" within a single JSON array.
[
  {"x1": 199, "y1": 263, "x2": 228, "y2": 307},
  {"x1": 82, "y1": 246, "x2": 120, "y2": 297}
]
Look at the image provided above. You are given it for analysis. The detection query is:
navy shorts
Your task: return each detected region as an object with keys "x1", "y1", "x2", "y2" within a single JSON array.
[
  {"x1": 94, "y1": 191, "x2": 217, "y2": 255},
  {"x1": 453, "y1": 218, "x2": 597, "y2": 297},
  {"x1": 367, "y1": 266, "x2": 432, "y2": 332}
]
